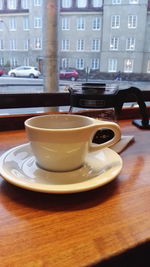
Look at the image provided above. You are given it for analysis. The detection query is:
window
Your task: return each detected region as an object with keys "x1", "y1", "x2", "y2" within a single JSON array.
[
  {"x1": 76, "y1": 58, "x2": 84, "y2": 69},
  {"x1": 8, "y1": 0, "x2": 16, "y2": 9},
  {"x1": 77, "y1": 17, "x2": 85, "y2": 30},
  {"x1": 111, "y1": 15, "x2": 120, "y2": 29},
  {"x1": 34, "y1": 0, "x2": 42, "y2": 6},
  {"x1": 77, "y1": 0, "x2": 87, "y2": 8},
  {"x1": 110, "y1": 37, "x2": 119, "y2": 50},
  {"x1": 62, "y1": 17, "x2": 70, "y2": 30},
  {"x1": 0, "y1": 21, "x2": 3, "y2": 31},
  {"x1": 23, "y1": 39, "x2": 29, "y2": 50},
  {"x1": 9, "y1": 39, "x2": 17, "y2": 50},
  {"x1": 34, "y1": 37, "x2": 42, "y2": 49},
  {"x1": 24, "y1": 57, "x2": 30, "y2": 66},
  {"x1": 91, "y1": 58, "x2": 99, "y2": 69},
  {"x1": 92, "y1": 17, "x2": 101, "y2": 30},
  {"x1": 147, "y1": 60, "x2": 150, "y2": 73},
  {"x1": 0, "y1": 40, "x2": 4, "y2": 50},
  {"x1": 9, "y1": 17, "x2": 17, "y2": 31},
  {"x1": 61, "y1": 40, "x2": 70, "y2": 51},
  {"x1": 23, "y1": 17, "x2": 29, "y2": 30},
  {"x1": 61, "y1": 58, "x2": 69, "y2": 68},
  {"x1": 0, "y1": 0, "x2": 3, "y2": 9},
  {"x1": 129, "y1": 0, "x2": 138, "y2": 4},
  {"x1": 0, "y1": 1, "x2": 150, "y2": 120},
  {"x1": 34, "y1": 17, "x2": 42, "y2": 28},
  {"x1": 108, "y1": 59, "x2": 117, "y2": 72},
  {"x1": 62, "y1": 0, "x2": 72, "y2": 8},
  {"x1": 0, "y1": 57, "x2": 4, "y2": 65},
  {"x1": 128, "y1": 15, "x2": 137, "y2": 28},
  {"x1": 92, "y1": 39, "x2": 100, "y2": 51},
  {"x1": 124, "y1": 59, "x2": 133, "y2": 72},
  {"x1": 77, "y1": 40, "x2": 84, "y2": 51},
  {"x1": 10, "y1": 57, "x2": 18, "y2": 66},
  {"x1": 22, "y1": 0, "x2": 29, "y2": 9},
  {"x1": 112, "y1": 0, "x2": 121, "y2": 3},
  {"x1": 92, "y1": 0, "x2": 102, "y2": 7},
  {"x1": 126, "y1": 37, "x2": 135, "y2": 50}
]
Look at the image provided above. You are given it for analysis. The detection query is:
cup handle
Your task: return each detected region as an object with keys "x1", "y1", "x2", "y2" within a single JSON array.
[{"x1": 89, "y1": 121, "x2": 121, "y2": 152}]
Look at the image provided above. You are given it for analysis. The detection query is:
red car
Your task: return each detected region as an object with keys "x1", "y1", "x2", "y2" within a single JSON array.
[
  {"x1": 59, "y1": 69, "x2": 79, "y2": 81},
  {"x1": 0, "y1": 69, "x2": 4, "y2": 76}
]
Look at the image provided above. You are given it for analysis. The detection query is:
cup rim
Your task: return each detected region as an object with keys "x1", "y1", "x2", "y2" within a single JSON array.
[{"x1": 24, "y1": 114, "x2": 96, "y2": 131}]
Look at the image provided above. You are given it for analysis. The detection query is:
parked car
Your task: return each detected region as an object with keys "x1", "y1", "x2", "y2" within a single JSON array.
[
  {"x1": 0, "y1": 69, "x2": 4, "y2": 76},
  {"x1": 8, "y1": 66, "x2": 41, "y2": 78},
  {"x1": 59, "y1": 69, "x2": 79, "y2": 81}
]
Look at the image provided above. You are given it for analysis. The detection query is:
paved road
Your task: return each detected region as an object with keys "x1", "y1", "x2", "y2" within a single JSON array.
[{"x1": 1, "y1": 76, "x2": 150, "y2": 92}]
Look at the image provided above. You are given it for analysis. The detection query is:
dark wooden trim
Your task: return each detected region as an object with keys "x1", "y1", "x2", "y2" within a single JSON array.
[
  {"x1": 0, "y1": 93, "x2": 70, "y2": 109},
  {"x1": 1, "y1": 90, "x2": 150, "y2": 109},
  {"x1": 0, "y1": 90, "x2": 150, "y2": 131}
]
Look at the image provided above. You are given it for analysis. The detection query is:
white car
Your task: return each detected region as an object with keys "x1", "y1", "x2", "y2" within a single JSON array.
[{"x1": 8, "y1": 66, "x2": 41, "y2": 78}]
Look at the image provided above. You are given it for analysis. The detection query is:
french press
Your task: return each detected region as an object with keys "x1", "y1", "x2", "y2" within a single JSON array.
[{"x1": 69, "y1": 83, "x2": 150, "y2": 143}]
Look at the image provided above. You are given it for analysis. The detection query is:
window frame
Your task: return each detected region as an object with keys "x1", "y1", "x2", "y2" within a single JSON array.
[
  {"x1": 0, "y1": 0, "x2": 150, "y2": 132},
  {"x1": 111, "y1": 15, "x2": 120, "y2": 29}
]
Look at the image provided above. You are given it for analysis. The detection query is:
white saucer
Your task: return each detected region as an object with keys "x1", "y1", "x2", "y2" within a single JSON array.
[{"x1": 0, "y1": 143, "x2": 123, "y2": 194}]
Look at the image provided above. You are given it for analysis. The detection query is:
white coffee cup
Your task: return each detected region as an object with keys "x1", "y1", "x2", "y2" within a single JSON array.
[{"x1": 25, "y1": 114, "x2": 121, "y2": 172}]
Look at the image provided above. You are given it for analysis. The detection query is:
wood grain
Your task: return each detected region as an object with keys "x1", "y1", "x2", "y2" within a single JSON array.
[{"x1": 0, "y1": 120, "x2": 150, "y2": 266}]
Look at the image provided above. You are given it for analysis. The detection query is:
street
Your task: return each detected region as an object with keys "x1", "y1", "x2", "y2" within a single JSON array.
[{"x1": 0, "y1": 76, "x2": 150, "y2": 115}]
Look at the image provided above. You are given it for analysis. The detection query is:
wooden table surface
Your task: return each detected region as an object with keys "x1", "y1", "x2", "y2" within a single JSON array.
[{"x1": 0, "y1": 120, "x2": 150, "y2": 267}]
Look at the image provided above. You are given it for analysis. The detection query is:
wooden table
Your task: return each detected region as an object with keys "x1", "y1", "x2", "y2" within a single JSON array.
[{"x1": 0, "y1": 120, "x2": 150, "y2": 267}]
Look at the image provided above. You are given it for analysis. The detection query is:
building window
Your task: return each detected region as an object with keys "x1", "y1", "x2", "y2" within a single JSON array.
[
  {"x1": 23, "y1": 17, "x2": 29, "y2": 30},
  {"x1": 77, "y1": 17, "x2": 85, "y2": 30},
  {"x1": 61, "y1": 40, "x2": 70, "y2": 51},
  {"x1": 92, "y1": 0, "x2": 102, "y2": 7},
  {"x1": 34, "y1": 0, "x2": 42, "y2": 6},
  {"x1": 147, "y1": 60, "x2": 150, "y2": 73},
  {"x1": 110, "y1": 37, "x2": 119, "y2": 50},
  {"x1": 62, "y1": 17, "x2": 70, "y2": 30},
  {"x1": 91, "y1": 58, "x2": 99, "y2": 69},
  {"x1": 124, "y1": 59, "x2": 133, "y2": 72},
  {"x1": 112, "y1": 0, "x2": 121, "y2": 4},
  {"x1": 0, "y1": 57, "x2": 4, "y2": 66},
  {"x1": 111, "y1": 15, "x2": 120, "y2": 29},
  {"x1": 62, "y1": 0, "x2": 72, "y2": 8},
  {"x1": 24, "y1": 57, "x2": 30, "y2": 66},
  {"x1": 23, "y1": 39, "x2": 29, "y2": 50},
  {"x1": 34, "y1": 17, "x2": 42, "y2": 28},
  {"x1": 10, "y1": 57, "x2": 18, "y2": 66},
  {"x1": 76, "y1": 58, "x2": 84, "y2": 69},
  {"x1": 61, "y1": 58, "x2": 69, "y2": 68},
  {"x1": 0, "y1": 0, "x2": 3, "y2": 9},
  {"x1": 77, "y1": 0, "x2": 87, "y2": 8},
  {"x1": 9, "y1": 39, "x2": 17, "y2": 50},
  {"x1": 8, "y1": 0, "x2": 16, "y2": 9},
  {"x1": 77, "y1": 40, "x2": 84, "y2": 51},
  {"x1": 92, "y1": 17, "x2": 101, "y2": 30},
  {"x1": 92, "y1": 39, "x2": 100, "y2": 51},
  {"x1": 21, "y1": 0, "x2": 29, "y2": 9},
  {"x1": 34, "y1": 38, "x2": 42, "y2": 49},
  {"x1": 9, "y1": 17, "x2": 17, "y2": 31},
  {"x1": 128, "y1": 15, "x2": 137, "y2": 28},
  {"x1": 129, "y1": 0, "x2": 138, "y2": 4},
  {"x1": 108, "y1": 59, "x2": 117, "y2": 72},
  {"x1": 126, "y1": 37, "x2": 135, "y2": 50},
  {"x1": 0, "y1": 39, "x2": 4, "y2": 50},
  {"x1": 0, "y1": 21, "x2": 3, "y2": 31}
]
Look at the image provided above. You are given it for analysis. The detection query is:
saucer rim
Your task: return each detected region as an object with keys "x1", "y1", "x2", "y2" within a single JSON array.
[{"x1": 0, "y1": 143, "x2": 123, "y2": 194}]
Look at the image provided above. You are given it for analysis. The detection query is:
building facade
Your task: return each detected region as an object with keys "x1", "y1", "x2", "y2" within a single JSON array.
[{"x1": 0, "y1": 0, "x2": 150, "y2": 76}]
